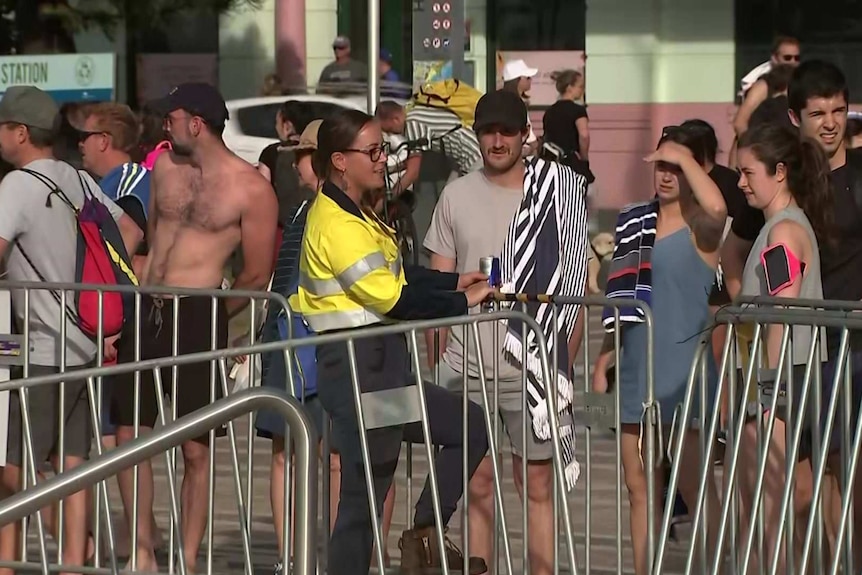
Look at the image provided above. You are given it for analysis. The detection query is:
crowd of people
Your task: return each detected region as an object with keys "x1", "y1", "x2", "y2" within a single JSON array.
[
  {"x1": 593, "y1": 52, "x2": 862, "y2": 573},
  {"x1": 0, "y1": 32, "x2": 859, "y2": 575}
]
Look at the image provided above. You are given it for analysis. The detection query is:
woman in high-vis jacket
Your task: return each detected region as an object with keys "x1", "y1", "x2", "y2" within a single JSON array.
[{"x1": 293, "y1": 109, "x2": 491, "y2": 575}]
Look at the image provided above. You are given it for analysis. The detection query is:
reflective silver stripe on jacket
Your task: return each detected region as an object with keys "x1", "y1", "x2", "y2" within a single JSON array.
[
  {"x1": 304, "y1": 307, "x2": 385, "y2": 332},
  {"x1": 300, "y1": 252, "x2": 403, "y2": 297}
]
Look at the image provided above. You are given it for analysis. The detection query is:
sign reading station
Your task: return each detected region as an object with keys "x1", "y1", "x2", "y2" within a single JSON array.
[{"x1": 0, "y1": 53, "x2": 115, "y2": 103}]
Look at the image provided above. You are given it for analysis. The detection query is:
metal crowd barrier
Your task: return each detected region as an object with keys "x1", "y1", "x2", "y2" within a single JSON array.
[
  {"x1": 0, "y1": 388, "x2": 317, "y2": 575},
  {"x1": 656, "y1": 298, "x2": 862, "y2": 575},
  {"x1": 0, "y1": 281, "x2": 291, "y2": 575},
  {"x1": 415, "y1": 296, "x2": 657, "y2": 575},
  {"x1": 0, "y1": 278, "x2": 665, "y2": 575}
]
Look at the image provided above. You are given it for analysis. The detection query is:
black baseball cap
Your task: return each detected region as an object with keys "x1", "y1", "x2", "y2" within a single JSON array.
[
  {"x1": 473, "y1": 90, "x2": 528, "y2": 134},
  {"x1": 155, "y1": 82, "x2": 229, "y2": 129}
]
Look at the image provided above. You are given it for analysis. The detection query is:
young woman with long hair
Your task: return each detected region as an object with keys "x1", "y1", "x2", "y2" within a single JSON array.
[{"x1": 735, "y1": 122, "x2": 833, "y2": 571}]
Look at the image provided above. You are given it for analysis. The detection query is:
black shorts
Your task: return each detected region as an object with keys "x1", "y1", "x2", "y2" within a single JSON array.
[{"x1": 109, "y1": 295, "x2": 228, "y2": 442}]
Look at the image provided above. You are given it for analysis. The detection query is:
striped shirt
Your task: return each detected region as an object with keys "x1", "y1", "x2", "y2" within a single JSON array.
[
  {"x1": 272, "y1": 202, "x2": 310, "y2": 298},
  {"x1": 99, "y1": 162, "x2": 151, "y2": 218},
  {"x1": 404, "y1": 106, "x2": 482, "y2": 175}
]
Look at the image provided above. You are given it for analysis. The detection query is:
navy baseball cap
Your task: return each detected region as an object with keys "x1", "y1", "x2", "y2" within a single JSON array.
[{"x1": 155, "y1": 82, "x2": 229, "y2": 129}]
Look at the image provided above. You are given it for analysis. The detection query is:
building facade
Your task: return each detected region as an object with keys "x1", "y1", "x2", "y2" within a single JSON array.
[{"x1": 75, "y1": 0, "x2": 862, "y2": 208}]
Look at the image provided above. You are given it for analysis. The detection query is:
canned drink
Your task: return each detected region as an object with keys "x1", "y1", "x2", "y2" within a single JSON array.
[
  {"x1": 479, "y1": 256, "x2": 501, "y2": 287},
  {"x1": 479, "y1": 256, "x2": 501, "y2": 312}
]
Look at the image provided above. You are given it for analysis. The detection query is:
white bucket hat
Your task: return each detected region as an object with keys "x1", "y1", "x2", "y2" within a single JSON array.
[{"x1": 502, "y1": 59, "x2": 539, "y2": 82}]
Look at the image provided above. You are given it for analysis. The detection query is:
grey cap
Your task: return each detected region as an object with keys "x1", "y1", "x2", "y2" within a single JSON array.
[{"x1": 0, "y1": 86, "x2": 59, "y2": 131}]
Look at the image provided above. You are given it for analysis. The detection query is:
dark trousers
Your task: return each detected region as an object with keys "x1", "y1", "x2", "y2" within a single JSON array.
[{"x1": 316, "y1": 334, "x2": 488, "y2": 575}]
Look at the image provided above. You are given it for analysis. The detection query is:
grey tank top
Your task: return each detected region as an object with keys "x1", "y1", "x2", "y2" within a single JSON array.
[{"x1": 740, "y1": 205, "x2": 824, "y2": 364}]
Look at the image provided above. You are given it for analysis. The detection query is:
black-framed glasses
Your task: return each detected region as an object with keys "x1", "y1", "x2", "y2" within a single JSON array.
[{"x1": 343, "y1": 145, "x2": 386, "y2": 162}]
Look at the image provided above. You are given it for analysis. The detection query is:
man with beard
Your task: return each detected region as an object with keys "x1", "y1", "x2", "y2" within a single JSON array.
[
  {"x1": 722, "y1": 59, "x2": 862, "y2": 562},
  {"x1": 424, "y1": 89, "x2": 588, "y2": 575},
  {"x1": 108, "y1": 83, "x2": 278, "y2": 572}
]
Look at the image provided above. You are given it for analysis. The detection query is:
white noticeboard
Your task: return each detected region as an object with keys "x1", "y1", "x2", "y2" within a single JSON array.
[{"x1": 0, "y1": 290, "x2": 12, "y2": 466}]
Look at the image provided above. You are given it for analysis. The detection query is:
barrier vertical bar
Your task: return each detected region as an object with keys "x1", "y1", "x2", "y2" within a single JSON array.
[
  {"x1": 582, "y1": 304, "x2": 592, "y2": 575},
  {"x1": 206, "y1": 297, "x2": 218, "y2": 575},
  {"x1": 170, "y1": 293, "x2": 181, "y2": 575},
  {"x1": 367, "y1": 0, "x2": 380, "y2": 114},
  {"x1": 408, "y1": 329, "x2": 450, "y2": 575},
  {"x1": 461, "y1": 324, "x2": 470, "y2": 574},
  {"x1": 152, "y1": 366, "x2": 188, "y2": 575},
  {"x1": 520, "y1": 301, "x2": 529, "y2": 574},
  {"x1": 57, "y1": 289, "x2": 67, "y2": 564},
  {"x1": 613, "y1": 309, "x2": 622, "y2": 575},
  {"x1": 217, "y1": 358, "x2": 254, "y2": 575},
  {"x1": 345, "y1": 339, "x2": 388, "y2": 572},
  {"x1": 246, "y1": 299, "x2": 258, "y2": 535},
  {"x1": 19, "y1": 288, "x2": 49, "y2": 573},
  {"x1": 471, "y1": 324, "x2": 514, "y2": 575},
  {"x1": 552, "y1": 304, "x2": 561, "y2": 575},
  {"x1": 130, "y1": 291, "x2": 142, "y2": 572},
  {"x1": 85, "y1": 375, "x2": 120, "y2": 575}
]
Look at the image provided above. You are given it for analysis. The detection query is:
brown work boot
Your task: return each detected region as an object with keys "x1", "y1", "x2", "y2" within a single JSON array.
[{"x1": 398, "y1": 526, "x2": 488, "y2": 574}]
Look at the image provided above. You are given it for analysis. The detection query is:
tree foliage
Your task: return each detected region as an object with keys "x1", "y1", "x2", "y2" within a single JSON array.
[{"x1": 0, "y1": 0, "x2": 264, "y2": 54}]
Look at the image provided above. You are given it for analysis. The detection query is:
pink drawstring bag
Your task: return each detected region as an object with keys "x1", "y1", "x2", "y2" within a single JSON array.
[{"x1": 142, "y1": 140, "x2": 172, "y2": 170}]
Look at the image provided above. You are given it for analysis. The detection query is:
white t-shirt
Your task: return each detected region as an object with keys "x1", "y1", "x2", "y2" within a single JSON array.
[
  {"x1": 0, "y1": 159, "x2": 125, "y2": 367},
  {"x1": 739, "y1": 61, "x2": 772, "y2": 98}
]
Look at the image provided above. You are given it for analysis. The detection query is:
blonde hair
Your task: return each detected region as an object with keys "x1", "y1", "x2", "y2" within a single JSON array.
[
  {"x1": 550, "y1": 69, "x2": 582, "y2": 96},
  {"x1": 86, "y1": 102, "x2": 139, "y2": 154}
]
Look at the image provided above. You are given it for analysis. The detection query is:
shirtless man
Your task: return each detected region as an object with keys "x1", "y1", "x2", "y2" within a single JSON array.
[{"x1": 108, "y1": 83, "x2": 278, "y2": 572}]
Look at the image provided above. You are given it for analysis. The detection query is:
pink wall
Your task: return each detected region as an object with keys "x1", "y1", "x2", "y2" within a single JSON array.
[
  {"x1": 275, "y1": 0, "x2": 307, "y2": 89},
  {"x1": 531, "y1": 102, "x2": 738, "y2": 210}
]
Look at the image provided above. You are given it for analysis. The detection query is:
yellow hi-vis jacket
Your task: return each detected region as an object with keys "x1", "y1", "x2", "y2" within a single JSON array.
[{"x1": 291, "y1": 182, "x2": 405, "y2": 332}]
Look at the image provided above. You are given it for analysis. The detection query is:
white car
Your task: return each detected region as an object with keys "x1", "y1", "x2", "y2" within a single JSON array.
[{"x1": 224, "y1": 94, "x2": 402, "y2": 165}]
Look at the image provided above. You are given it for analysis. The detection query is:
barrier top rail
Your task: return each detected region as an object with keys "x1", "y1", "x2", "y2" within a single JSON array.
[
  {"x1": 715, "y1": 304, "x2": 862, "y2": 330},
  {"x1": 734, "y1": 295, "x2": 862, "y2": 312},
  {"x1": 0, "y1": 309, "x2": 551, "y2": 392},
  {"x1": 0, "y1": 280, "x2": 290, "y2": 305}
]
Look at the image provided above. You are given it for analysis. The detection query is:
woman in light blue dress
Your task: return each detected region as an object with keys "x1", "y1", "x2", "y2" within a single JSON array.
[{"x1": 592, "y1": 125, "x2": 727, "y2": 575}]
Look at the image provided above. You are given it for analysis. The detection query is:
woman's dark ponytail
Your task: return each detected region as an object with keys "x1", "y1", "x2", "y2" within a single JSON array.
[
  {"x1": 738, "y1": 124, "x2": 834, "y2": 246},
  {"x1": 791, "y1": 137, "x2": 834, "y2": 246}
]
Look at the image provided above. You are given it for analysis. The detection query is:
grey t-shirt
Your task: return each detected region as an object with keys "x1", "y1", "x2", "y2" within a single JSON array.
[
  {"x1": 423, "y1": 169, "x2": 523, "y2": 383},
  {"x1": 740, "y1": 205, "x2": 826, "y2": 366},
  {"x1": 0, "y1": 159, "x2": 125, "y2": 367}
]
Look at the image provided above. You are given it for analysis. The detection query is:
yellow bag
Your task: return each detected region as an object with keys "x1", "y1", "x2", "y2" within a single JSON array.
[{"x1": 410, "y1": 79, "x2": 483, "y2": 128}]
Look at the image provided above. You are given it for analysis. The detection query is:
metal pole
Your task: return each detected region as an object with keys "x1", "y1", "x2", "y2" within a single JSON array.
[{"x1": 367, "y1": 0, "x2": 380, "y2": 114}]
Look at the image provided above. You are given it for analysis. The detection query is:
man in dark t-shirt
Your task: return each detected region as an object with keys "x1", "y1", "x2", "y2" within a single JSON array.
[{"x1": 722, "y1": 61, "x2": 862, "y2": 553}]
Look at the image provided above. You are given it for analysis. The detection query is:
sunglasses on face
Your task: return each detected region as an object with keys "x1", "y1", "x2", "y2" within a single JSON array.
[
  {"x1": 78, "y1": 130, "x2": 106, "y2": 143},
  {"x1": 780, "y1": 54, "x2": 800, "y2": 62}
]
